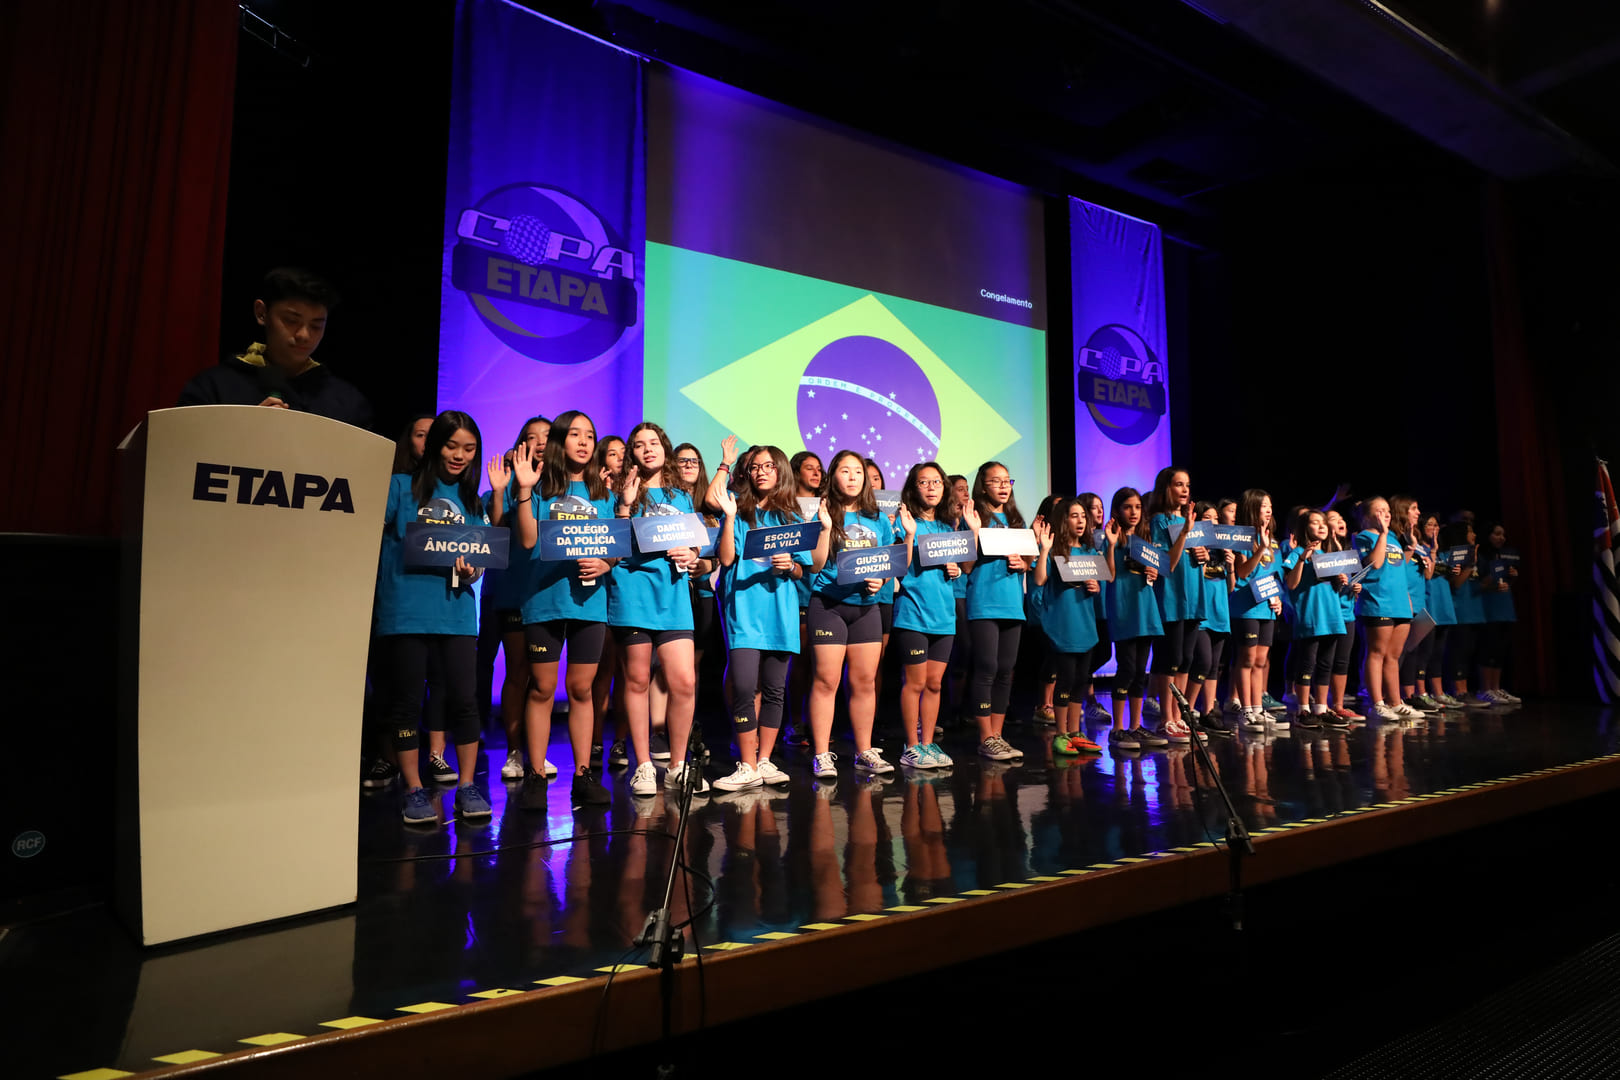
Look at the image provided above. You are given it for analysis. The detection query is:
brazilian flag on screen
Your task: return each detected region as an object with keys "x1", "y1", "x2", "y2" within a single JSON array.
[{"x1": 644, "y1": 243, "x2": 1048, "y2": 491}]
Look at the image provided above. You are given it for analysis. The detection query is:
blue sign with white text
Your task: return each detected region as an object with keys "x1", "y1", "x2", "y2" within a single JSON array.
[
  {"x1": 1231, "y1": 573, "x2": 1281, "y2": 608},
  {"x1": 538, "y1": 518, "x2": 632, "y2": 561},
  {"x1": 632, "y1": 513, "x2": 709, "y2": 553},
  {"x1": 743, "y1": 520, "x2": 823, "y2": 560},
  {"x1": 1311, "y1": 549, "x2": 1362, "y2": 576},
  {"x1": 836, "y1": 544, "x2": 909, "y2": 584},
  {"x1": 1129, "y1": 535, "x2": 1163, "y2": 571},
  {"x1": 916, "y1": 530, "x2": 976, "y2": 567},
  {"x1": 1055, "y1": 553, "x2": 1110, "y2": 583},
  {"x1": 404, "y1": 524, "x2": 510, "y2": 569}
]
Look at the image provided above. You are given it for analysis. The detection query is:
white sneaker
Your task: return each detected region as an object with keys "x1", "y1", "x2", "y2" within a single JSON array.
[
  {"x1": 1224, "y1": 698, "x2": 1245, "y2": 717},
  {"x1": 1392, "y1": 703, "x2": 1423, "y2": 720},
  {"x1": 900, "y1": 744, "x2": 933, "y2": 769},
  {"x1": 713, "y1": 761, "x2": 761, "y2": 792},
  {"x1": 1472, "y1": 691, "x2": 1496, "y2": 707},
  {"x1": 1270, "y1": 711, "x2": 1291, "y2": 731},
  {"x1": 630, "y1": 761, "x2": 657, "y2": 796},
  {"x1": 1241, "y1": 709, "x2": 1268, "y2": 732},
  {"x1": 664, "y1": 761, "x2": 710, "y2": 794},
  {"x1": 543, "y1": 758, "x2": 559, "y2": 778},
  {"x1": 813, "y1": 752, "x2": 839, "y2": 779},
  {"x1": 500, "y1": 749, "x2": 525, "y2": 780},
  {"x1": 978, "y1": 737, "x2": 1019, "y2": 761},
  {"x1": 755, "y1": 759, "x2": 790, "y2": 786},
  {"x1": 1370, "y1": 702, "x2": 1401, "y2": 721},
  {"x1": 1496, "y1": 688, "x2": 1522, "y2": 704},
  {"x1": 1003, "y1": 737, "x2": 1026, "y2": 760},
  {"x1": 854, "y1": 747, "x2": 893, "y2": 773}
]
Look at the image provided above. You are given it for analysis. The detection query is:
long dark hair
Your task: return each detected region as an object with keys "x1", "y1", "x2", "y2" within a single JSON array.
[
  {"x1": 623, "y1": 421, "x2": 682, "y2": 515},
  {"x1": 392, "y1": 413, "x2": 434, "y2": 475},
  {"x1": 738, "y1": 444, "x2": 800, "y2": 526},
  {"x1": 1292, "y1": 508, "x2": 1327, "y2": 551},
  {"x1": 1237, "y1": 488, "x2": 1273, "y2": 537},
  {"x1": 1053, "y1": 496, "x2": 1088, "y2": 553},
  {"x1": 538, "y1": 410, "x2": 606, "y2": 502},
  {"x1": 413, "y1": 410, "x2": 483, "y2": 515},
  {"x1": 1144, "y1": 465, "x2": 1189, "y2": 521},
  {"x1": 972, "y1": 461, "x2": 1025, "y2": 528},
  {"x1": 1110, "y1": 485, "x2": 1149, "y2": 541},
  {"x1": 591, "y1": 436, "x2": 624, "y2": 493},
  {"x1": 790, "y1": 450, "x2": 823, "y2": 496},
  {"x1": 673, "y1": 442, "x2": 716, "y2": 526},
  {"x1": 820, "y1": 449, "x2": 877, "y2": 550},
  {"x1": 900, "y1": 461, "x2": 956, "y2": 523},
  {"x1": 1389, "y1": 494, "x2": 1418, "y2": 544}
]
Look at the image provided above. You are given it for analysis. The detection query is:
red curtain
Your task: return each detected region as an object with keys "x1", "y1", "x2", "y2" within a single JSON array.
[
  {"x1": 0, "y1": 0, "x2": 237, "y2": 534},
  {"x1": 1484, "y1": 179, "x2": 1567, "y2": 695}
]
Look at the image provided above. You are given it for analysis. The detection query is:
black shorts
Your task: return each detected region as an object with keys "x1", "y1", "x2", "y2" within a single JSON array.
[
  {"x1": 523, "y1": 619, "x2": 606, "y2": 665},
  {"x1": 807, "y1": 595, "x2": 882, "y2": 647},
  {"x1": 1235, "y1": 618, "x2": 1276, "y2": 648},
  {"x1": 878, "y1": 601, "x2": 894, "y2": 636},
  {"x1": 1359, "y1": 616, "x2": 1412, "y2": 628},
  {"x1": 612, "y1": 626, "x2": 696, "y2": 648},
  {"x1": 499, "y1": 608, "x2": 523, "y2": 634},
  {"x1": 891, "y1": 628, "x2": 954, "y2": 664}
]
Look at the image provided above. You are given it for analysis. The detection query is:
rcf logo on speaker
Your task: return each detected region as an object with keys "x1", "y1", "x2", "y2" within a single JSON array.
[
  {"x1": 11, "y1": 830, "x2": 46, "y2": 859},
  {"x1": 192, "y1": 463, "x2": 356, "y2": 513},
  {"x1": 1076, "y1": 324, "x2": 1166, "y2": 447},
  {"x1": 451, "y1": 181, "x2": 639, "y2": 365}
]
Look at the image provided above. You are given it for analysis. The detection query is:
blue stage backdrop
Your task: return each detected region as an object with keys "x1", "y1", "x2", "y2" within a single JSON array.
[
  {"x1": 1070, "y1": 198, "x2": 1172, "y2": 501},
  {"x1": 438, "y1": 0, "x2": 645, "y2": 452}
]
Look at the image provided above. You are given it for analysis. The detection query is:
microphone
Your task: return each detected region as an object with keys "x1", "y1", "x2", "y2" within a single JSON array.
[{"x1": 259, "y1": 364, "x2": 291, "y2": 405}]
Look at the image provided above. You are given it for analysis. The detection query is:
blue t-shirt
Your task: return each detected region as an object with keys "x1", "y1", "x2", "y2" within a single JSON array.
[
  {"x1": 893, "y1": 519, "x2": 959, "y2": 636},
  {"x1": 1425, "y1": 558, "x2": 1458, "y2": 626},
  {"x1": 519, "y1": 481, "x2": 615, "y2": 625},
  {"x1": 1199, "y1": 557, "x2": 1232, "y2": 635},
  {"x1": 1452, "y1": 567, "x2": 1486, "y2": 625},
  {"x1": 1481, "y1": 566, "x2": 1517, "y2": 623},
  {"x1": 1034, "y1": 546, "x2": 1102, "y2": 654},
  {"x1": 966, "y1": 512, "x2": 1028, "y2": 621},
  {"x1": 481, "y1": 479, "x2": 528, "y2": 613},
  {"x1": 810, "y1": 509, "x2": 895, "y2": 607},
  {"x1": 1152, "y1": 513, "x2": 1200, "y2": 623},
  {"x1": 1233, "y1": 540, "x2": 1283, "y2": 622},
  {"x1": 1352, "y1": 530, "x2": 1414, "y2": 618},
  {"x1": 720, "y1": 510, "x2": 813, "y2": 651},
  {"x1": 1289, "y1": 556, "x2": 1348, "y2": 639},
  {"x1": 608, "y1": 486, "x2": 699, "y2": 631},
  {"x1": 1106, "y1": 534, "x2": 1165, "y2": 641},
  {"x1": 376, "y1": 474, "x2": 487, "y2": 636},
  {"x1": 1402, "y1": 538, "x2": 1429, "y2": 617}
]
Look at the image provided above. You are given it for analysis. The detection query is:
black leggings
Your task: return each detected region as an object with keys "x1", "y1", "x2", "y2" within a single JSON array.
[
  {"x1": 1479, "y1": 621, "x2": 1512, "y2": 669},
  {"x1": 1154, "y1": 619, "x2": 1194, "y2": 675},
  {"x1": 1447, "y1": 623, "x2": 1480, "y2": 683},
  {"x1": 1111, "y1": 636, "x2": 1155, "y2": 698},
  {"x1": 1051, "y1": 648, "x2": 1095, "y2": 705},
  {"x1": 726, "y1": 648, "x2": 791, "y2": 734},
  {"x1": 968, "y1": 619, "x2": 1022, "y2": 717},
  {"x1": 1091, "y1": 617, "x2": 1112, "y2": 676},
  {"x1": 1189, "y1": 628, "x2": 1227, "y2": 685},
  {"x1": 1399, "y1": 627, "x2": 1436, "y2": 687},
  {"x1": 1314, "y1": 629, "x2": 1355, "y2": 685},
  {"x1": 382, "y1": 634, "x2": 479, "y2": 754},
  {"x1": 1287, "y1": 636, "x2": 1327, "y2": 688}
]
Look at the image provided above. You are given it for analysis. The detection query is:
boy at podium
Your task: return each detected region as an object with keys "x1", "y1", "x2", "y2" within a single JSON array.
[{"x1": 179, "y1": 267, "x2": 372, "y2": 430}]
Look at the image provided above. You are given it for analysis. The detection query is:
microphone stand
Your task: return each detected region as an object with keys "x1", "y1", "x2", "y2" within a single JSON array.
[
  {"x1": 635, "y1": 735, "x2": 710, "y2": 1078},
  {"x1": 1167, "y1": 681, "x2": 1255, "y2": 931}
]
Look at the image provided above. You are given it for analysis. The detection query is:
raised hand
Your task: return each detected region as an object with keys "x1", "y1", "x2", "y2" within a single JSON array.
[
  {"x1": 961, "y1": 504, "x2": 983, "y2": 532},
  {"x1": 720, "y1": 434, "x2": 740, "y2": 469},
  {"x1": 511, "y1": 448, "x2": 539, "y2": 492},
  {"x1": 897, "y1": 504, "x2": 916, "y2": 537},
  {"x1": 487, "y1": 452, "x2": 512, "y2": 494},
  {"x1": 1032, "y1": 517, "x2": 1054, "y2": 551},
  {"x1": 619, "y1": 470, "x2": 641, "y2": 508},
  {"x1": 1104, "y1": 519, "x2": 1121, "y2": 546},
  {"x1": 714, "y1": 485, "x2": 737, "y2": 517},
  {"x1": 817, "y1": 498, "x2": 833, "y2": 529}
]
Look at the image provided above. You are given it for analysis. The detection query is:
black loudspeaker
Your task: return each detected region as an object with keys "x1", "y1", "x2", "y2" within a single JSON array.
[{"x1": 1, "y1": 533, "x2": 119, "y2": 910}]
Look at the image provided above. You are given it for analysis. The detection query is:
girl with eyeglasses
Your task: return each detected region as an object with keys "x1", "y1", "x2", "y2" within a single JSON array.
[
  {"x1": 962, "y1": 461, "x2": 1029, "y2": 763},
  {"x1": 892, "y1": 462, "x2": 962, "y2": 768}
]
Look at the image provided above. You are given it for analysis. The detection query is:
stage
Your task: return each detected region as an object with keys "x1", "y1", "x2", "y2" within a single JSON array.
[{"x1": 11, "y1": 702, "x2": 1620, "y2": 1080}]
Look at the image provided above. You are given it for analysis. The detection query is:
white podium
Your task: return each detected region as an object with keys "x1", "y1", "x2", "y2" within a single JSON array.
[{"x1": 116, "y1": 406, "x2": 393, "y2": 945}]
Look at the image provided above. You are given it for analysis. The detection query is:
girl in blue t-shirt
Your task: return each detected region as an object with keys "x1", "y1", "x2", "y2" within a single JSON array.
[
  {"x1": 509, "y1": 409, "x2": 615, "y2": 810},
  {"x1": 807, "y1": 449, "x2": 910, "y2": 778},
  {"x1": 865, "y1": 458, "x2": 898, "y2": 700},
  {"x1": 1419, "y1": 512, "x2": 1465, "y2": 709},
  {"x1": 785, "y1": 451, "x2": 825, "y2": 748},
  {"x1": 1477, "y1": 521, "x2": 1522, "y2": 704},
  {"x1": 1031, "y1": 496, "x2": 1104, "y2": 756},
  {"x1": 484, "y1": 416, "x2": 549, "y2": 785},
  {"x1": 1352, "y1": 497, "x2": 1420, "y2": 721},
  {"x1": 963, "y1": 461, "x2": 1032, "y2": 763},
  {"x1": 1391, "y1": 495, "x2": 1440, "y2": 713},
  {"x1": 947, "y1": 473, "x2": 975, "y2": 727},
  {"x1": 587, "y1": 434, "x2": 626, "y2": 764},
  {"x1": 377, "y1": 410, "x2": 492, "y2": 826},
  {"x1": 1231, "y1": 489, "x2": 1283, "y2": 731},
  {"x1": 1145, "y1": 465, "x2": 1202, "y2": 742},
  {"x1": 1103, "y1": 486, "x2": 1167, "y2": 749},
  {"x1": 1321, "y1": 510, "x2": 1364, "y2": 722},
  {"x1": 1080, "y1": 491, "x2": 1114, "y2": 724},
  {"x1": 608, "y1": 422, "x2": 706, "y2": 795},
  {"x1": 1189, "y1": 501, "x2": 1235, "y2": 723},
  {"x1": 1282, "y1": 510, "x2": 1349, "y2": 729},
  {"x1": 709, "y1": 438, "x2": 830, "y2": 792},
  {"x1": 893, "y1": 462, "x2": 963, "y2": 769},
  {"x1": 1440, "y1": 520, "x2": 1488, "y2": 703}
]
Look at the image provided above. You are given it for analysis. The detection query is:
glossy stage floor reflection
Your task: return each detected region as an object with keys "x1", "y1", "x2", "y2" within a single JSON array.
[{"x1": 10, "y1": 703, "x2": 1620, "y2": 1080}]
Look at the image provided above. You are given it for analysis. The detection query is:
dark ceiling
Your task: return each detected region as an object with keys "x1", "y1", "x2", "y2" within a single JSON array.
[{"x1": 239, "y1": 0, "x2": 1620, "y2": 245}]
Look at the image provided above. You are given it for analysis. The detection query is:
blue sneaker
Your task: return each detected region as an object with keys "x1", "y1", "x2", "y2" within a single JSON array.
[
  {"x1": 900, "y1": 744, "x2": 934, "y2": 769},
  {"x1": 926, "y1": 743, "x2": 954, "y2": 767},
  {"x1": 402, "y1": 787, "x2": 435, "y2": 826},
  {"x1": 454, "y1": 784, "x2": 492, "y2": 820}
]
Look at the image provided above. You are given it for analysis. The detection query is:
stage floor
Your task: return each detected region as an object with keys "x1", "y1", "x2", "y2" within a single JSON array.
[{"x1": 11, "y1": 702, "x2": 1620, "y2": 1080}]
